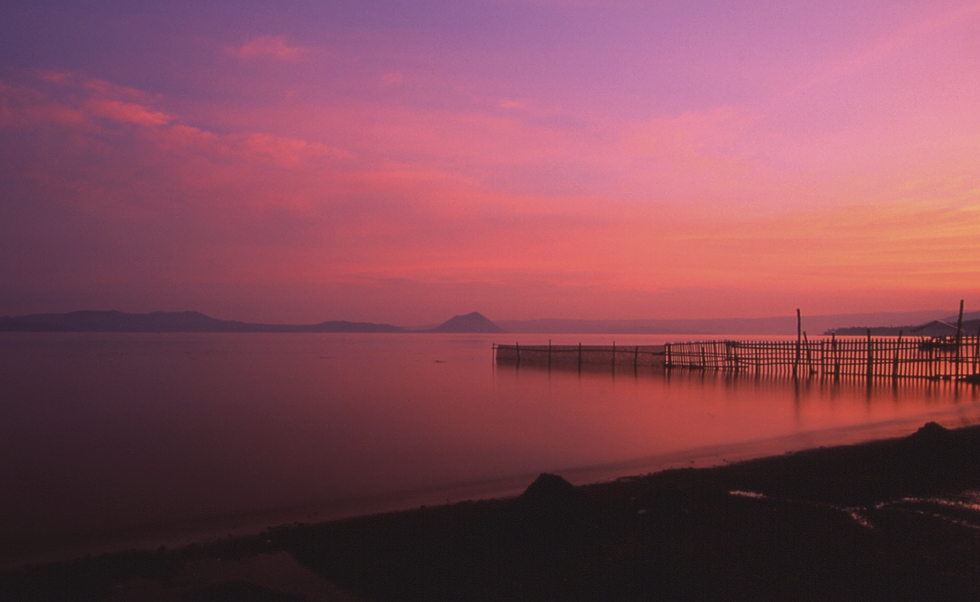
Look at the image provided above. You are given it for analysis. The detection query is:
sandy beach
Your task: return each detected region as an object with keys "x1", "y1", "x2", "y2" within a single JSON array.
[{"x1": 3, "y1": 420, "x2": 980, "y2": 601}]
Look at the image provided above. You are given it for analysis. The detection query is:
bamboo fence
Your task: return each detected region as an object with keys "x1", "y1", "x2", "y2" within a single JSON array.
[
  {"x1": 493, "y1": 342, "x2": 666, "y2": 371},
  {"x1": 665, "y1": 335, "x2": 980, "y2": 381}
]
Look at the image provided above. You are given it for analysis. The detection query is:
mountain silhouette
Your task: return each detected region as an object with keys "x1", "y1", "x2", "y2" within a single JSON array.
[
  {"x1": 0, "y1": 310, "x2": 404, "y2": 333},
  {"x1": 430, "y1": 312, "x2": 506, "y2": 333}
]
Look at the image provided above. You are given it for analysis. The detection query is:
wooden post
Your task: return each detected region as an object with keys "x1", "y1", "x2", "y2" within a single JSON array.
[
  {"x1": 795, "y1": 309, "x2": 802, "y2": 378},
  {"x1": 832, "y1": 334, "x2": 839, "y2": 377},
  {"x1": 956, "y1": 299, "x2": 964, "y2": 380},
  {"x1": 893, "y1": 332, "x2": 902, "y2": 379},
  {"x1": 819, "y1": 340, "x2": 825, "y2": 376},
  {"x1": 578, "y1": 342, "x2": 582, "y2": 371},
  {"x1": 666, "y1": 343, "x2": 672, "y2": 368},
  {"x1": 866, "y1": 329, "x2": 873, "y2": 381},
  {"x1": 634, "y1": 345, "x2": 639, "y2": 370},
  {"x1": 975, "y1": 325, "x2": 980, "y2": 375},
  {"x1": 612, "y1": 341, "x2": 616, "y2": 369},
  {"x1": 515, "y1": 341, "x2": 520, "y2": 367},
  {"x1": 548, "y1": 339, "x2": 552, "y2": 370},
  {"x1": 803, "y1": 332, "x2": 813, "y2": 376}
]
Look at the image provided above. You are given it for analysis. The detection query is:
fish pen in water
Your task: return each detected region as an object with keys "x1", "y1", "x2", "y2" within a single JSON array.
[
  {"x1": 665, "y1": 334, "x2": 980, "y2": 382},
  {"x1": 494, "y1": 342, "x2": 667, "y2": 370}
]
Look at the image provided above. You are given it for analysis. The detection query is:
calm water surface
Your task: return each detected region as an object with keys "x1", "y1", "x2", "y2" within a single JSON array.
[{"x1": 2, "y1": 332, "x2": 980, "y2": 565}]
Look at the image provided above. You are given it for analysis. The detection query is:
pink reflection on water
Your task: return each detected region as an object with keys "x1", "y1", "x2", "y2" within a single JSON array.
[
  {"x1": 496, "y1": 362, "x2": 980, "y2": 470},
  {"x1": 1, "y1": 332, "x2": 979, "y2": 565}
]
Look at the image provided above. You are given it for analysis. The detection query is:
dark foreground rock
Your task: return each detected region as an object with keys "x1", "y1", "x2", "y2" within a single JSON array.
[{"x1": 5, "y1": 422, "x2": 980, "y2": 601}]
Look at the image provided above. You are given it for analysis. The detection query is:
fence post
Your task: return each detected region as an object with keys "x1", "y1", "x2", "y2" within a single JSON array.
[
  {"x1": 892, "y1": 333, "x2": 902, "y2": 379},
  {"x1": 794, "y1": 309, "x2": 802, "y2": 378},
  {"x1": 866, "y1": 330, "x2": 873, "y2": 381},
  {"x1": 803, "y1": 332, "x2": 813, "y2": 376},
  {"x1": 831, "y1": 334, "x2": 838, "y2": 377},
  {"x1": 956, "y1": 299, "x2": 964, "y2": 380},
  {"x1": 975, "y1": 326, "x2": 980, "y2": 375}
]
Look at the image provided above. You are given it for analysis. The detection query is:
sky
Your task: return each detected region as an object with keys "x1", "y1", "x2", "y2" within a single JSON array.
[{"x1": 1, "y1": 0, "x2": 979, "y2": 326}]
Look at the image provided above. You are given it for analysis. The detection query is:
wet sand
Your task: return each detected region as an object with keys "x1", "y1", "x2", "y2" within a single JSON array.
[{"x1": 4, "y1": 421, "x2": 980, "y2": 601}]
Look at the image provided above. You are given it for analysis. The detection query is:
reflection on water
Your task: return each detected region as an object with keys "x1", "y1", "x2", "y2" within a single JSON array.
[
  {"x1": 498, "y1": 358, "x2": 980, "y2": 459},
  {"x1": 1, "y1": 332, "x2": 979, "y2": 565}
]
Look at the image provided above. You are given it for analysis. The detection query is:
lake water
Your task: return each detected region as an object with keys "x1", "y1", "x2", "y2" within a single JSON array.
[{"x1": 2, "y1": 332, "x2": 980, "y2": 566}]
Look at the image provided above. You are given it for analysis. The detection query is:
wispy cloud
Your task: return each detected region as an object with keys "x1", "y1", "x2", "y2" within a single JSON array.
[
  {"x1": 1, "y1": 72, "x2": 168, "y2": 129},
  {"x1": 86, "y1": 99, "x2": 171, "y2": 127},
  {"x1": 497, "y1": 98, "x2": 528, "y2": 111},
  {"x1": 775, "y1": 1, "x2": 980, "y2": 107},
  {"x1": 225, "y1": 35, "x2": 308, "y2": 61},
  {"x1": 4, "y1": 0, "x2": 980, "y2": 322}
]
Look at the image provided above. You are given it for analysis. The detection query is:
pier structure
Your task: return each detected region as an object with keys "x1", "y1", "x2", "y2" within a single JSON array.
[
  {"x1": 495, "y1": 302, "x2": 980, "y2": 383},
  {"x1": 494, "y1": 335, "x2": 980, "y2": 382},
  {"x1": 663, "y1": 335, "x2": 980, "y2": 381}
]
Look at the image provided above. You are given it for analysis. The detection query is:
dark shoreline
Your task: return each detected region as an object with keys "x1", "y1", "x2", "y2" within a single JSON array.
[{"x1": 5, "y1": 422, "x2": 980, "y2": 601}]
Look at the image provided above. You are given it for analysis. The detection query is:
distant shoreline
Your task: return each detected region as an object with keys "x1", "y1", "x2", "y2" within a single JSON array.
[
  {"x1": 0, "y1": 310, "x2": 507, "y2": 334},
  {"x1": 2, "y1": 308, "x2": 967, "y2": 335},
  {"x1": 0, "y1": 310, "x2": 407, "y2": 333}
]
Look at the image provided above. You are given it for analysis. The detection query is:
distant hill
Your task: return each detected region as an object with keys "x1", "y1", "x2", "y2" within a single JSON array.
[
  {"x1": 0, "y1": 310, "x2": 405, "y2": 333},
  {"x1": 304, "y1": 320, "x2": 406, "y2": 333},
  {"x1": 430, "y1": 312, "x2": 506, "y2": 333},
  {"x1": 827, "y1": 318, "x2": 980, "y2": 337},
  {"x1": 943, "y1": 311, "x2": 980, "y2": 323},
  {"x1": 497, "y1": 311, "x2": 952, "y2": 336},
  {"x1": 823, "y1": 309, "x2": 980, "y2": 336}
]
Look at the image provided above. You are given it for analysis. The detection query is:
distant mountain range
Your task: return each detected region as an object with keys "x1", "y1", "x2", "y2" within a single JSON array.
[
  {"x1": 1, "y1": 308, "x2": 973, "y2": 336},
  {"x1": 0, "y1": 310, "x2": 405, "y2": 333},
  {"x1": 0, "y1": 310, "x2": 509, "y2": 334},
  {"x1": 825, "y1": 311, "x2": 980, "y2": 336}
]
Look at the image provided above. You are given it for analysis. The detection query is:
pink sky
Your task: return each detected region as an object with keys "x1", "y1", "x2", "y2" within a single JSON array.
[{"x1": 1, "y1": 1, "x2": 979, "y2": 325}]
